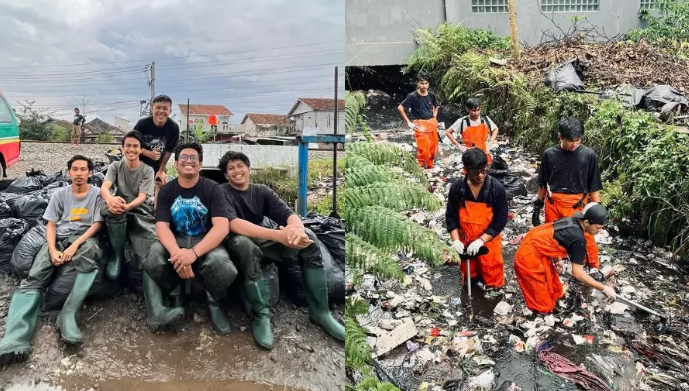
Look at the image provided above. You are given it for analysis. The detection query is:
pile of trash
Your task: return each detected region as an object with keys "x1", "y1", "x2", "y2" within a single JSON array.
[
  {"x1": 0, "y1": 165, "x2": 345, "y2": 313},
  {"x1": 348, "y1": 139, "x2": 689, "y2": 390}
]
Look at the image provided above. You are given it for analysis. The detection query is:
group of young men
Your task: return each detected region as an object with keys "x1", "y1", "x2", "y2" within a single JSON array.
[
  {"x1": 0, "y1": 95, "x2": 343, "y2": 365},
  {"x1": 399, "y1": 73, "x2": 617, "y2": 315}
]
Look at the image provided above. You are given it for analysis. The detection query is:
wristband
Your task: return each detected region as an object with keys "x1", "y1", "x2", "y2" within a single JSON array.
[{"x1": 192, "y1": 247, "x2": 199, "y2": 259}]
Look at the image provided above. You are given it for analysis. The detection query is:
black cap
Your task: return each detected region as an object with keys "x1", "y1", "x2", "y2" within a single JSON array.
[{"x1": 574, "y1": 202, "x2": 608, "y2": 225}]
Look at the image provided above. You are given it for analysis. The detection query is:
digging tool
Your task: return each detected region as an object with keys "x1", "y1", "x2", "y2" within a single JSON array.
[{"x1": 458, "y1": 246, "x2": 489, "y2": 298}]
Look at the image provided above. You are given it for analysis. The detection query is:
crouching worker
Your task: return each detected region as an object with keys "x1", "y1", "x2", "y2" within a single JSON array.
[
  {"x1": 445, "y1": 148, "x2": 508, "y2": 288},
  {"x1": 0, "y1": 156, "x2": 104, "y2": 364},
  {"x1": 219, "y1": 151, "x2": 344, "y2": 349},
  {"x1": 142, "y1": 142, "x2": 237, "y2": 334},
  {"x1": 515, "y1": 202, "x2": 616, "y2": 315},
  {"x1": 100, "y1": 131, "x2": 157, "y2": 280}
]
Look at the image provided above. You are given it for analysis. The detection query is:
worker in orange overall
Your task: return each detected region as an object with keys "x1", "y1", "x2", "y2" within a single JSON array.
[
  {"x1": 515, "y1": 203, "x2": 616, "y2": 314},
  {"x1": 532, "y1": 116, "x2": 603, "y2": 269},
  {"x1": 446, "y1": 98, "x2": 498, "y2": 165},
  {"x1": 445, "y1": 148, "x2": 508, "y2": 288},
  {"x1": 397, "y1": 72, "x2": 440, "y2": 169}
]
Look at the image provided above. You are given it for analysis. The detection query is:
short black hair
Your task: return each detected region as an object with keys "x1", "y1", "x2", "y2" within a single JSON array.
[
  {"x1": 151, "y1": 94, "x2": 172, "y2": 106},
  {"x1": 217, "y1": 151, "x2": 251, "y2": 171},
  {"x1": 462, "y1": 148, "x2": 488, "y2": 170},
  {"x1": 174, "y1": 142, "x2": 203, "y2": 162},
  {"x1": 417, "y1": 71, "x2": 430, "y2": 82},
  {"x1": 67, "y1": 155, "x2": 94, "y2": 171},
  {"x1": 559, "y1": 116, "x2": 584, "y2": 140},
  {"x1": 74, "y1": 107, "x2": 80, "y2": 111},
  {"x1": 466, "y1": 98, "x2": 481, "y2": 110},
  {"x1": 122, "y1": 130, "x2": 144, "y2": 147}
]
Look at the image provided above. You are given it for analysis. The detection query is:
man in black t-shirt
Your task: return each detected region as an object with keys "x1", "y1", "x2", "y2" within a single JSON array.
[
  {"x1": 72, "y1": 108, "x2": 86, "y2": 146},
  {"x1": 133, "y1": 95, "x2": 180, "y2": 200},
  {"x1": 218, "y1": 151, "x2": 344, "y2": 349},
  {"x1": 397, "y1": 72, "x2": 442, "y2": 168},
  {"x1": 142, "y1": 142, "x2": 236, "y2": 334}
]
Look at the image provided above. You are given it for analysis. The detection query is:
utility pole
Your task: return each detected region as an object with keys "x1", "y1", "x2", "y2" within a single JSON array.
[
  {"x1": 330, "y1": 66, "x2": 340, "y2": 219},
  {"x1": 149, "y1": 61, "x2": 156, "y2": 105},
  {"x1": 186, "y1": 98, "x2": 190, "y2": 142},
  {"x1": 507, "y1": 0, "x2": 521, "y2": 61}
]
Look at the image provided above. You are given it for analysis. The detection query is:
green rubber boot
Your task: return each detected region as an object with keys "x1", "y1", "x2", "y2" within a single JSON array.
[
  {"x1": 206, "y1": 291, "x2": 231, "y2": 335},
  {"x1": 0, "y1": 290, "x2": 41, "y2": 365},
  {"x1": 106, "y1": 220, "x2": 127, "y2": 280},
  {"x1": 57, "y1": 270, "x2": 98, "y2": 344},
  {"x1": 143, "y1": 272, "x2": 185, "y2": 331},
  {"x1": 303, "y1": 267, "x2": 344, "y2": 342},
  {"x1": 244, "y1": 279, "x2": 273, "y2": 349}
]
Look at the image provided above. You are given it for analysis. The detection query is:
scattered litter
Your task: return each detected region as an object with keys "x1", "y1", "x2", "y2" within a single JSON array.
[{"x1": 494, "y1": 301, "x2": 512, "y2": 316}]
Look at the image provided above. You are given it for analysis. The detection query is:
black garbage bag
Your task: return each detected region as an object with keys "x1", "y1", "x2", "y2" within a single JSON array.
[
  {"x1": 6, "y1": 176, "x2": 43, "y2": 194},
  {"x1": 544, "y1": 58, "x2": 587, "y2": 92},
  {"x1": 89, "y1": 172, "x2": 106, "y2": 187},
  {"x1": 301, "y1": 212, "x2": 345, "y2": 270},
  {"x1": 0, "y1": 199, "x2": 11, "y2": 219},
  {"x1": 42, "y1": 181, "x2": 70, "y2": 199},
  {"x1": 0, "y1": 218, "x2": 30, "y2": 274},
  {"x1": 10, "y1": 224, "x2": 47, "y2": 278},
  {"x1": 11, "y1": 193, "x2": 48, "y2": 220},
  {"x1": 319, "y1": 230, "x2": 345, "y2": 270},
  {"x1": 495, "y1": 174, "x2": 528, "y2": 200},
  {"x1": 25, "y1": 169, "x2": 46, "y2": 177},
  {"x1": 640, "y1": 85, "x2": 689, "y2": 111},
  {"x1": 320, "y1": 240, "x2": 344, "y2": 304},
  {"x1": 41, "y1": 171, "x2": 70, "y2": 187},
  {"x1": 123, "y1": 241, "x2": 143, "y2": 294},
  {"x1": 488, "y1": 155, "x2": 509, "y2": 178},
  {"x1": 279, "y1": 260, "x2": 307, "y2": 307},
  {"x1": 43, "y1": 260, "x2": 114, "y2": 311}
]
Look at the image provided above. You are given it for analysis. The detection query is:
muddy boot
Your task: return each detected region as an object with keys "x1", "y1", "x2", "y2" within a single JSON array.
[
  {"x1": 57, "y1": 270, "x2": 97, "y2": 344},
  {"x1": 169, "y1": 282, "x2": 184, "y2": 308},
  {"x1": 302, "y1": 267, "x2": 344, "y2": 342},
  {"x1": 206, "y1": 291, "x2": 231, "y2": 335},
  {"x1": 143, "y1": 272, "x2": 184, "y2": 331},
  {"x1": 0, "y1": 290, "x2": 41, "y2": 365},
  {"x1": 106, "y1": 220, "x2": 127, "y2": 280},
  {"x1": 244, "y1": 279, "x2": 273, "y2": 349}
]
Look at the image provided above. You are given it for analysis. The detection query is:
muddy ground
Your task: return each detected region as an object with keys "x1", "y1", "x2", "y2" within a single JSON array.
[{"x1": 0, "y1": 273, "x2": 345, "y2": 391}]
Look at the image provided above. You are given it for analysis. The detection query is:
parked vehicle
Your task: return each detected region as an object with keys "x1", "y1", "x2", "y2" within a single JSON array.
[{"x1": 0, "y1": 93, "x2": 20, "y2": 177}]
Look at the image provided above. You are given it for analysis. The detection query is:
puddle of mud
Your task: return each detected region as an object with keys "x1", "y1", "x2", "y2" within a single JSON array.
[{"x1": 7, "y1": 378, "x2": 305, "y2": 391}]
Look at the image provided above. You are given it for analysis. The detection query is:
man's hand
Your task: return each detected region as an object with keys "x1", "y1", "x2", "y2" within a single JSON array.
[
  {"x1": 278, "y1": 226, "x2": 313, "y2": 249},
  {"x1": 554, "y1": 259, "x2": 566, "y2": 274},
  {"x1": 50, "y1": 250, "x2": 63, "y2": 266},
  {"x1": 601, "y1": 286, "x2": 617, "y2": 303},
  {"x1": 170, "y1": 248, "x2": 197, "y2": 273},
  {"x1": 155, "y1": 171, "x2": 168, "y2": 184},
  {"x1": 452, "y1": 239, "x2": 465, "y2": 255},
  {"x1": 407, "y1": 121, "x2": 417, "y2": 130},
  {"x1": 532, "y1": 198, "x2": 544, "y2": 227},
  {"x1": 466, "y1": 238, "x2": 485, "y2": 256},
  {"x1": 107, "y1": 196, "x2": 126, "y2": 215},
  {"x1": 61, "y1": 243, "x2": 80, "y2": 263},
  {"x1": 176, "y1": 263, "x2": 195, "y2": 279},
  {"x1": 144, "y1": 149, "x2": 162, "y2": 161}
]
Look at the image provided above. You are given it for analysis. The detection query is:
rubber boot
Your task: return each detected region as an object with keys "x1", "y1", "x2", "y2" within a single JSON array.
[
  {"x1": 0, "y1": 290, "x2": 41, "y2": 365},
  {"x1": 143, "y1": 272, "x2": 184, "y2": 331},
  {"x1": 206, "y1": 291, "x2": 231, "y2": 335},
  {"x1": 57, "y1": 270, "x2": 98, "y2": 344},
  {"x1": 106, "y1": 220, "x2": 127, "y2": 280},
  {"x1": 302, "y1": 267, "x2": 344, "y2": 342},
  {"x1": 244, "y1": 279, "x2": 273, "y2": 349},
  {"x1": 169, "y1": 282, "x2": 184, "y2": 308}
]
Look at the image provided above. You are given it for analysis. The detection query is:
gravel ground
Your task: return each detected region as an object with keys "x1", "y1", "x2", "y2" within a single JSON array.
[{"x1": 6, "y1": 143, "x2": 343, "y2": 179}]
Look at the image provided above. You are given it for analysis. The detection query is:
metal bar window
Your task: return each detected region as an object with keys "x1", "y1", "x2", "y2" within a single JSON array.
[{"x1": 541, "y1": 0, "x2": 600, "y2": 12}]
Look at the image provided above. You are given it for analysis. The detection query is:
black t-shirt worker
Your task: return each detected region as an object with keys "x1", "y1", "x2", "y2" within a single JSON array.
[
  {"x1": 133, "y1": 95, "x2": 180, "y2": 193},
  {"x1": 397, "y1": 72, "x2": 441, "y2": 169}
]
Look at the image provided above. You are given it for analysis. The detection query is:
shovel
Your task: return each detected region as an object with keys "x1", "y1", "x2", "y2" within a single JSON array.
[
  {"x1": 458, "y1": 246, "x2": 489, "y2": 298},
  {"x1": 615, "y1": 293, "x2": 672, "y2": 323}
]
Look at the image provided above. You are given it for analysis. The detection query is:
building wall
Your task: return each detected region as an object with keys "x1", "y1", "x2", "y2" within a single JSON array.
[
  {"x1": 243, "y1": 117, "x2": 258, "y2": 137},
  {"x1": 179, "y1": 114, "x2": 233, "y2": 133},
  {"x1": 293, "y1": 110, "x2": 345, "y2": 133},
  {"x1": 346, "y1": 0, "x2": 652, "y2": 66}
]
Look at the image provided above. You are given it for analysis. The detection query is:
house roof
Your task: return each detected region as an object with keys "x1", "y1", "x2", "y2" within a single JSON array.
[
  {"x1": 240, "y1": 113, "x2": 290, "y2": 125},
  {"x1": 178, "y1": 104, "x2": 233, "y2": 116},
  {"x1": 85, "y1": 118, "x2": 126, "y2": 135},
  {"x1": 287, "y1": 98, "x2": 345, "y2": 116}
]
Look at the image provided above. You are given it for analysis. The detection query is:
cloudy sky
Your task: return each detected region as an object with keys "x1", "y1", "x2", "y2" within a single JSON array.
[{"x1": 0, "y1": 0, "x2": 345, "y2": 127}]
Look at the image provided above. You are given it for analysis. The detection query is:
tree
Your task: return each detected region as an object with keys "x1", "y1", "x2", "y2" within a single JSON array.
[
  {"x1": 15, "y1": 100, "x2": 53, "y2": 141},
  {"x1": 97, "y1": 133, "x2": 115, "y2": 143}
]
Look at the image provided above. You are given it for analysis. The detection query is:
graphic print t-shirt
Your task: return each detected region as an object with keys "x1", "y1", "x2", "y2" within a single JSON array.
[
  {"x1": 156, "y1": 177, "x2": 227, "y2": 237},
  {"x1": 43, "y1": 185, "x2": 104, "y2": 239},
  {"x1": 133, "y1": 116, "x2": 180, "y2": 173}
]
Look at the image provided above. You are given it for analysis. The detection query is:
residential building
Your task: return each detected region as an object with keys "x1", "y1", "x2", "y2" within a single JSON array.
[
  {"x1": 178, "y1": 104, "x2": 236, "y2": 140},
  {"x1": 286, "y1": 98, "x2": 345, "y2": 134},
  {"x1": 347, "y1": 0, "x2": 655, "y2": 66},
  {"x1": 114, "y1": 117, "x2": 130, "y2": 132},
  {"x1": 83, "y1": 118, "x2": 127, "y2": 144},
  {"x1": 240, "y1": 113, "x2": 294, "y2": 137}
]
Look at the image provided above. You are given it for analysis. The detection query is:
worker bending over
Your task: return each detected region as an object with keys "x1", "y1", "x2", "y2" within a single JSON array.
[
  {"x1": 515, "y1": 203, "x2": 616, "y2": 314},
  {"x1": 446, "y1": 148, "x2": 508, "y2": 288},
  {"x1": 397, "y1": 71, "x2": 440, "y2": 169},
  {"x1": 446, "y1": 98, "x2": 499, "y2": 164}
]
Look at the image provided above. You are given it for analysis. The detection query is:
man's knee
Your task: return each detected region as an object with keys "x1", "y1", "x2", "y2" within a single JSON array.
[
  {"x1": 225, "y1": 235, "x2": 262, "y2": 280},
  {"x1": 141, "y1": 241, "x2": 169, "y2": 273},
  {"x1": 197, "y1": 246, "x2": 237, "y2": 294},
  {"x1": 72, "y1": 238, "x2": 103, "y2": 272},
  {"x1": 300, "y1": 228, "x2": 324, "y2": 268}
]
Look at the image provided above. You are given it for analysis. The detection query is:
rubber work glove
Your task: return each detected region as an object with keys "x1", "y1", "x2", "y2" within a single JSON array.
[
  {"x1": 601, "y1": 286, "x2": 617, "y2": 302},
  {"x1": 532, "y1": 198, "x2": 544, "y2": 227},
  {"x1": 407, "y1": 121, "x2": 417, "y2": 130},
  {"x1": 466, "y1": 238, "x2": 485, "y2": 256},
  {"x1": 554, "y1": 260, "x2": 566, "y2": 274},
  {"x1": 452, "y1": 239, "x2": 465, "y2": 255}
]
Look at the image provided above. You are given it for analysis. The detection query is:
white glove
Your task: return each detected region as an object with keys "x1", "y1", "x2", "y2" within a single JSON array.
[
  {"x1": 601, "y1": 286, "x2": 617, "y2": 302},
  {"x1": 452, "y1": 240, "x2": 465, "y2": 255},
  {"x1": 488, "y1": 142, "x2": 498, "y2": 151},
  {"x1": 466, "y1": 238, "x2": 485, "y2": 256},
  {"x1": 407, "y1": 121, "x2": 417, "y2": 130}
]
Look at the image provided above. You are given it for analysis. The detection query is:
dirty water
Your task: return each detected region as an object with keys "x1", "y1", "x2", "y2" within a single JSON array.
[{"x1": 7, "y1": 378, "x2": 304, "y2": 391}]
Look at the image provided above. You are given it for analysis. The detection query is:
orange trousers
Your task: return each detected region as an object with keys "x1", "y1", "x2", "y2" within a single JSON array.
[{"x1": 413, "y1": 118, "x2": 439, "y2": 169}]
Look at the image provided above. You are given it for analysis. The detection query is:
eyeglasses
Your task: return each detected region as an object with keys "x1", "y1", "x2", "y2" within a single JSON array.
[
  {"x1": 179, "y1": 155, "x2": 199, "y2": 162},
  {"x1": 467, "y1": 167, "x2": 488, "y2": 175}
]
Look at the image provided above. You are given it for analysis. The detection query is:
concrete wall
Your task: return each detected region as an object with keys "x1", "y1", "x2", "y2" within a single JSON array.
[
  {"x1": 347, "y1": 0, "x2": 652, "y2": 66},
  {"x1": 201, "y1": 144, "x2": 299, "y2": 171}
]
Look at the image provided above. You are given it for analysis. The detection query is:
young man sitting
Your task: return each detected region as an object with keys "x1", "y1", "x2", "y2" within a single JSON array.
[{"x1": 218, "y1": 151, "x2": 344, "y2": 349}]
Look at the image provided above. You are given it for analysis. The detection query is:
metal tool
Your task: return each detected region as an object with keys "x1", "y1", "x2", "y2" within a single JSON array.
[
  {"x1": 616, "y1": 294, "x2": 671, "y2": 323},
  {"x1": 458, "y1": 246, "x2": 489, "y2": 298}
]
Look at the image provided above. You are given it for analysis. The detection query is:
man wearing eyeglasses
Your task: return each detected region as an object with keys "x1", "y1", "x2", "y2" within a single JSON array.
[
  {"x1": 531, "y1": 116, "x2": 603, "y2": 269},
  {"x1": 446, "y1": 97, "x2": 499, "y2": 164},
  {"x1": 446, "y1": 148, "x2": 508, "y2": 289},
  {"x1": 142, "y1": 142, "x2": 236, "y2": 334}
]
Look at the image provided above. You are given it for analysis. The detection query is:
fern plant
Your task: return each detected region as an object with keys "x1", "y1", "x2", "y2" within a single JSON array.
[
  {"x1": 345, "y1": 182, "x2": 441, "y2": 212},
  {"x1": 347, "y1": 142, "x2": 427, "y2": 185},
  {"x1": 346, "y1": 91, "x2": 367, "y2": 134}
]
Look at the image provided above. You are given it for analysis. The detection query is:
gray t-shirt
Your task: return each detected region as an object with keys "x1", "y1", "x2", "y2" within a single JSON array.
[
  {"x1": 104, "y1": 161, "x2": 155, "y2": 203},
  {"x1": 43, "y1": 185, "x2": 104, "y2": 238}
]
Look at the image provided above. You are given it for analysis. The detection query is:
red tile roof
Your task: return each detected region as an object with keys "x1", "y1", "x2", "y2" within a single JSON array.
[
  {"x1": 287, "y1": 98, "x2": 345, "y2": 115},
  {"x1": 240, "y1": 113, "x2": 290, "y2": 125},
  {"x1": 179, "y1": 104, "x2": 233, "y2": 116}
]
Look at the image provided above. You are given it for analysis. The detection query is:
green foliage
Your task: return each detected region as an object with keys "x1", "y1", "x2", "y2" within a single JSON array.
[
  {"x1": 353, "y1": 376, "x2": 401, "y2": 391},
  {"x1": 50, "y1": 124, "x2": 69, "y2": 142},
  {"x1": 16, "y1": 101, "x2": 52, "y2": 141},
  {"x1": 345, "y1": 182, "x2": 441, "y2": 212},
  {"x1": 346, "y1": 142, "x2": 427, "y2": 185},
  {"x1": 309, "y1": 187, "x2": 345, "y2": 215},
  {"x1": 97, "y1": 133, "x2": 115, "y2": 143},
  {"x1": 345, "y1": 165, "x2": 397, "y2": 188},
  {"x1": 345, "y1": 233, "x2": 403, "y2": 281},
  {"x1": 627, "y1": 0, "x2": 689, "y2": 44},
  {"x1": 346, "y1": 91, "x2": 366, "y2": 134},
  {"x1": 345, "y1": 315, "x2": 373, "y2": 371}
]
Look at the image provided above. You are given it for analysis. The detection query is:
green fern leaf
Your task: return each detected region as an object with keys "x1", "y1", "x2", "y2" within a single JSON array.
[{"x1": 345, "y1": 233, "x2": 404, "y2": 281}]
